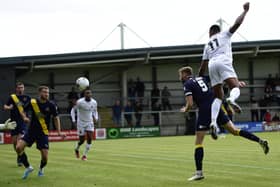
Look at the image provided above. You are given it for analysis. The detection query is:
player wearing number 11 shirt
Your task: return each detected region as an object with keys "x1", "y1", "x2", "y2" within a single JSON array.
[{"x1": 198, "y1": 2, "x2": 250, "y2": 140}]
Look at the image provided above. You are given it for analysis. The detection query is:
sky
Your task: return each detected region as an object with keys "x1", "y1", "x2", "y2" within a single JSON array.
[{"x1": 0, "y1": 0, "x2": 279, "y2": 57}]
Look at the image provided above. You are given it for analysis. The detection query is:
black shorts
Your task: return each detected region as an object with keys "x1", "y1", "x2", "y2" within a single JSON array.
[
  {"x1": 196, "y1": 105, "x2": 229, "y2": 131},
  {"x1": 22, "y1": 130, "x2": 49, "y2": 150},
  {"x1": 10, "y1": 122, "x2": 27, "y2": 136}
]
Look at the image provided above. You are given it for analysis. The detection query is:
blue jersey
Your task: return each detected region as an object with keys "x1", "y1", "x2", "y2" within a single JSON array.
[
  {"x1": 183, "y1": 77, "x2": 214, "y2": 108},
  {"x1": 6, "y1": 94, "x2": 31, "y2": 123},
  {"x1": 27, "y1": 99, "x2": 58, "y2": 134},
  {"x1": 183, "y1": 77, "x2": 229, "y2": 130}
]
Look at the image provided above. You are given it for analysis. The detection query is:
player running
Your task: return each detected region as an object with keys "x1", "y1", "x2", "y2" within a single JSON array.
[
  {"x1": 71, "y1": 88, "x2": 98, "y2": 161},
  {"x1": 16, "y1": 86, "x2": 65, "y2": 179},
  {"x1": 3, "y1": 82, "x2": 31, "y2": 166},
  {"x1": 178, "y1": 66, "x2": 269, "y2": 181},
  {"x1": 198, "y1": 2, "x2": 250, "y2": 139}
]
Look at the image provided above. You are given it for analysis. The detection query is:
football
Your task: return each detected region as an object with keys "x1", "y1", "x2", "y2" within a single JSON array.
[{"x1": 76, "y1": 77, "x2": 90, "y2": 91}]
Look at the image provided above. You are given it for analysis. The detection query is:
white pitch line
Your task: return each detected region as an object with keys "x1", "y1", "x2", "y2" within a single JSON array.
[{"x1": 110, "y1": 153, "x2": 280, "y2": 172}]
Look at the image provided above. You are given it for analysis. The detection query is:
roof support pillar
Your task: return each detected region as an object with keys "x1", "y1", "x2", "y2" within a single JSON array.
[
  {"x1": 248, "y1": 59, "x2": 254, "y2": 98},
  {"x1": 121, "y1": 70, "x2": 127, "y2": 103}
]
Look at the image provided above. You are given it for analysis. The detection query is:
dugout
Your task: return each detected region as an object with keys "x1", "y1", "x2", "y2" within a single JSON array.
[{"x1": 0, "y1": 40, "x2": 280, "y2": 129}]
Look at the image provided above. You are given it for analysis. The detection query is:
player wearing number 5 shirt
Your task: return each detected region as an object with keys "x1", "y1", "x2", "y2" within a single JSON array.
[{"x1": 179, "y1": 66, "x2": 269, "y2": 181}]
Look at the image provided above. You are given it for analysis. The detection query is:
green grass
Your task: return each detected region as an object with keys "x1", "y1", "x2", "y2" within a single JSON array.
[{"x1": 0, "y1": 132, "x2": 279, "y2": 187}]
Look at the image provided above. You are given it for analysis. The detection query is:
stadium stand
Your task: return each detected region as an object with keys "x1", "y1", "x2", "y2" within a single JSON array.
[{"x1": 0, "y1": 40, "x2": 280, "y2": 133}]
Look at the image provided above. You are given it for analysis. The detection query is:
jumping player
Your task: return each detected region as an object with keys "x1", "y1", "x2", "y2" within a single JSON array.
[
  {"x1": 179, "y1": 66, "x2": 269, "y2": 181},
  {"x1": 16, "y1": 86, "x2": 65, "y2": 179},
  {"x1": 198, "y1": 2, "x2": 250, "y2": 139},
  {"x1": 71, "y1": 88, "x2": 98, "y2": 161},
  {"x1": 3, "y1": 82, "x2": 31, "y2": 166}
]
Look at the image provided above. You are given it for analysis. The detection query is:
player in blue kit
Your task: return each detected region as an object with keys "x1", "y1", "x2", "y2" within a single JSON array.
[
  {"x1": 4, "y1": 82, "x2": 31, "y2": 166},
  {"x1": 178, "y1": 66, "x2": 269, "y2": 181},
  {"x1": 16, "y1": 86, "x2": 65, "y2": 179}
]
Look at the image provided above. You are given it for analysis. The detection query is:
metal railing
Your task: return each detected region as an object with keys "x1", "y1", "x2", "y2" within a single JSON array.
[{"x1": 57, "y1": 105, "x2": 280, "y2": 130}]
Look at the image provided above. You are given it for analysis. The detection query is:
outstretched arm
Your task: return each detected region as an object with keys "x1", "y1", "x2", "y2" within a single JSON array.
[
  {"x1": 0, "y1": 119, "x2": 16, "y2": 130},
  {"x1": 229, "y1": 2, "x2": 250, "y2": 34}
]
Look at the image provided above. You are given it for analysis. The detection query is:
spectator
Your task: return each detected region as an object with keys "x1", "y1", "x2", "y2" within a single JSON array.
[
  {"x1": 275, "y1": 85, "x2": 280, "y2": 105},
  {"x1": 274, "y1": 73, "x2": 280, "y2": 105},
  {"x1": 112, "y1": 100, "x2": 122, "y2": 127},
  {"x1": 152, "y1": 101, "x2": 161, "y2": 126},
  {"x1": 69, "y1": 100, "x2": 77, "y2": 130},
  {"x1": 124, "y1": 101, "x2": 133, "y2": 126},
  {"x1": 67, "y1": 87, "x2": 79, "y2": 113},
  {"x1": 67, "y1": 87, "x2": 79, "y2": 130},
  {"x1": 127, "y1": 78, "x2": 136, "y2": 102},
  {"x1": 134, "y1": 101, "x2": 143, "y2": 127},
  {"x1": 272, "y1": 113, "x2": 280, "y2": 122},
  {"x1": 264, "y1": 85, "x2": 273, "y2": 102},
  {"x1": 135, "y1": 77, "x2": 145, "y2": 102},
  {"x1": 263, "y1": 110, "x2": 272, "y2": 123},
  {"x1": 259, "y1": 96, "x2": 268, "y2": 120},
  {"x1": 151, "y1": 86, "x2": 160, "y2": 106},
  {"x1": 265, "y1": 74, "x2": 274, "y2": 88},
  {"x1": 250, "y1": 97, "x2": 259, "y2": 122},
  {"x1": 161, "y1": 86, "x2": 172, "y2": 110}
]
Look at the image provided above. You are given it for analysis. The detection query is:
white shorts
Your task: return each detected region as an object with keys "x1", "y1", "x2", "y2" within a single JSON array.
[
  {"x1": 77, "y1": 121, "x2": 94, "y2": 136},
  {"x1": 208, "y1": 58, "x2": 237, "y2": 86}
]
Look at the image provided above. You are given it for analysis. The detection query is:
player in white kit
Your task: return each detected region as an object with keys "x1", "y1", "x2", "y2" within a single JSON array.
[
  {"x1": 71, "y1": 88, "x2": 98, "y2": 160},
  {"x1": 198, "y1": 2, "x2": 250, "y2": 139}
]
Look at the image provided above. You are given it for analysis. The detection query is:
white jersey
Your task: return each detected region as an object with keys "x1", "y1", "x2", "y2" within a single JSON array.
[
  {"x1": 202, "y1": 30, "x2": 233, "y2": 62},
  {"x1": 71, "y1": 98, "x2": 98, "y2": 125}
]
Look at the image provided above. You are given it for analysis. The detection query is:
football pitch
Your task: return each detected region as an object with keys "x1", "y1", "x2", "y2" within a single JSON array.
[{"x1": 0, "y1": 132, "x2": 279, "y2": 187}]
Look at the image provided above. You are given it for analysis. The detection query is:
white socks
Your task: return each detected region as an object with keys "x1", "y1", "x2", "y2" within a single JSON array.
[
  {"x1": 228, "y1": 87, "x2": 240, "y2": 102},
  {"x1": 211, "y1": 87, "x2": 240, "y2": 126},
  {"x1": 83, "y1": 144, "x2": 92, "y2": 156},
  {"x1": 211, "y1": 98, "x2": 222, "y2": 126}
]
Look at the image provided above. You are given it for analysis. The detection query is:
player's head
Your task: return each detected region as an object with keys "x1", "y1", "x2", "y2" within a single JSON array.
[
  {"x1": 84, "y1": 88, "x2": 92, "y2": 101},
  {"x1": 209, "y1": 24, "x2": 221, "y2": 37},
  {"x1": 38, "y1": 86, "x2": 49, "y2": 100},
  {"x1": 15, "y1": 82, "x2": 25, "y2": 95},
  {"x1": 178, "y1": 66, "x2": 193, "y2": 81}
]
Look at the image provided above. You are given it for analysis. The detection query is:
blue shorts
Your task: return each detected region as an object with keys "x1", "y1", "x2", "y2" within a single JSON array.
[
  {"x1": 22, "y1": 130, "x2": 49, "y2": 150},
  {"x1": 196, "y1": 105, "x2": 229, "y2": 131},
  {"x1": 10, "y1": 122, "x2": 27, "y2": 136}
]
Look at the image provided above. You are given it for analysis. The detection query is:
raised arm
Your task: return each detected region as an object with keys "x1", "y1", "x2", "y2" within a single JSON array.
[{"x1": 229, "y1": 2, "x2": 250, "y2": 34}]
